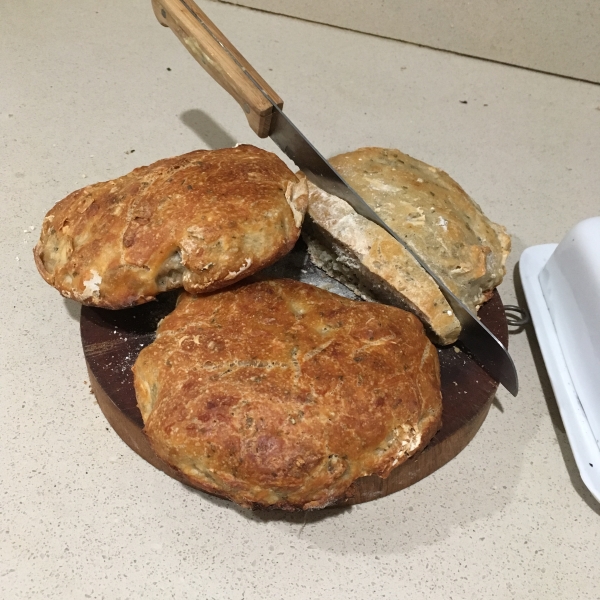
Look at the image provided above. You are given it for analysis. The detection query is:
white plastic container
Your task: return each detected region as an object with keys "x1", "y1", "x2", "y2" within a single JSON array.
[
  {"x1": 521, "y1": 216, "x2": 600, "y2": 502},
  {"x1": 539, "y1": 217, "x2": 600, "y2": 445}
]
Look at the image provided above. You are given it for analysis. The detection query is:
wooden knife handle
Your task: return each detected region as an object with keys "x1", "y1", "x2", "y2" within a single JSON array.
[{"x1": 152, "y1": 0, "x2": 283, "y2": 137}]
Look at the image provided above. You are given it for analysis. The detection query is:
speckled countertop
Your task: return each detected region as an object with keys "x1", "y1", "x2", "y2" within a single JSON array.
[{"x1": 1, "y1": 1, "x2": 599, "y2": 598}]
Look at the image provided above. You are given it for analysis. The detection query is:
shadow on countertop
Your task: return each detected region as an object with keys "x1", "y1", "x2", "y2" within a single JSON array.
[
  {"x1": 63, "y1": 297, "x2": 82, "y2": 321},
  {"x1": 180, "y1": 108, "x2": 237, "y2": 150}
]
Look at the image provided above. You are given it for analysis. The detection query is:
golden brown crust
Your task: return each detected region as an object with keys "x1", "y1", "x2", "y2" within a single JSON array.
[
  {"x1": 34, "y1": 145, "x2": 308, "y2": 308},
  {"x1": 132, "y1": 279, "x2": 442, "y2": 510},
  {"x1": 303, "y1": 148, "x2": 511, "y2": 345}
]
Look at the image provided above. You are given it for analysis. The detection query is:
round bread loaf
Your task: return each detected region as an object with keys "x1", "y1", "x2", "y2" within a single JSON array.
[
  {"x1": 132, "y1": 279, "x2": 442, "y2": 510},
  {"x1": 34, "y1": 145, "x2": 308, "y2": 308}
]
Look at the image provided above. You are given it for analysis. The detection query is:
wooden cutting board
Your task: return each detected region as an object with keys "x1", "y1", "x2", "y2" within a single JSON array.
[{"x1": 80, "y1": 243, "x2": 508, "y2": 507}]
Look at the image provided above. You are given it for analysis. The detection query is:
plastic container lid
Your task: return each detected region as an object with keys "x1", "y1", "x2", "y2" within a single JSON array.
[
  {"x1": 539, "y1": 217, "x2": 600, "y2": 447},
  {"x1": 520, "y1": 216, "x2": 600, "y2": 502}
]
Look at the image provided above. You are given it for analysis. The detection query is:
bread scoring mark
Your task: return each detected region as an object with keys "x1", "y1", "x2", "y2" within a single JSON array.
[
  {"x1": 412, "y1": 341, "x2": 427, "y2": 369},
  {"x1": 177, "y1": 334, "x2": 201, "y2": 349},
  {"x1": 169, "y1": 358, "x2": 292, "y2": 373},
  {"x1": 353, "y1": 335, "x2": 398, "y2": 357},
  {"x1": 289, "y1": 346, "x2": 302, "y2": 384},
  {"x1": 77, "y1": 194, "x2": 97, "y2": 214}
]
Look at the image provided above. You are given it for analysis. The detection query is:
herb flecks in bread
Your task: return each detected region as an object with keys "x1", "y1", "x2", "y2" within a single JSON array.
[
  {"x1": 34, "y1": 145, "x2": 308, "y2": 309},
  {"x1": 302, "y1": 147, "x2": 510, "y2": 345},
  {"x1": 133, "y1": 279, "x2": 442, "y2": 510}
]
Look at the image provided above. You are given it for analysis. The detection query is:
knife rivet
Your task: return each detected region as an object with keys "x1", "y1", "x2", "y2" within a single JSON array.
[
  {"x1": 161, "y1": 8, "x2": 167, "y2": 18},
  {"x1": 242, "y1": 102, "x2": 251, "y2": 114}
]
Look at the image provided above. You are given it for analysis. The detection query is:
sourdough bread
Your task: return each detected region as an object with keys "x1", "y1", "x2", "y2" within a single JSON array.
[{"x1": 34, "y1": 145, "x2": 308, "y2": 308}]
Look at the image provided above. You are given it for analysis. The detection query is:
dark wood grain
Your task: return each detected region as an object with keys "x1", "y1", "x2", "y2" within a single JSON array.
[{"x1": 80, "y1": 245, "x2": 508, "y2": 508}]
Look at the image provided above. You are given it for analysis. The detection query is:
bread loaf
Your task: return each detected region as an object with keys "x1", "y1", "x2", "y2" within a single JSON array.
[
  {"x1": 133, "y1": 279, "x2": 442, "y2": 510},
  {"x1": 34, "y1": 145, "x2": 308, "y2": 308},
  {"x1": 302, "y1": 147, "x2": 510, "y2": 345}
]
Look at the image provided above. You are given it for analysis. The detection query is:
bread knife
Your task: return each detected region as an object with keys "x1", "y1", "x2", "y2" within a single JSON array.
[{"x1": 151, "y1": 0, "x2": 519, "y2": 396}]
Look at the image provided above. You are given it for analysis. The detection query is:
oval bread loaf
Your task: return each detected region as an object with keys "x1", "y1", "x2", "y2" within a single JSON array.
[
  {"x1": 34, "y1": 145, "x2": 308, "y2": 308},
  {"x1": 132, "y1": 279, "x2": 442, "y2": 510}
]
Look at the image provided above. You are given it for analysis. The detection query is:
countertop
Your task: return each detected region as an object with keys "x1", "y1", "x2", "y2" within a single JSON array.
[{"x1": 1, "y1": 1, "x2": 599, "y2": 598}]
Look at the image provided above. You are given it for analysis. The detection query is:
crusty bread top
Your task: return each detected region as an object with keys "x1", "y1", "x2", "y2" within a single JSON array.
[
  {"x1": 132, "y1": 279, "x2": 442, "y2": 510},
  {"x1": 34, "y1": 145, "x2": 308, "y2": 309},
  {"x1": 325, "y1": 148, "x2": 510, "y2": 313}
]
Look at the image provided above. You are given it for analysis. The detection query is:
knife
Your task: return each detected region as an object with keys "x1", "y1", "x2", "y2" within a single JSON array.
[{"x1": 151, "y1": 0, "x2": 519, "y2": 396}]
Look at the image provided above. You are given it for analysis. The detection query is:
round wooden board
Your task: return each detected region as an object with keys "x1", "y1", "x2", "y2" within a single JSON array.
[{"x1": 80, "y1": 248, "x2": 508, "y2": 508}]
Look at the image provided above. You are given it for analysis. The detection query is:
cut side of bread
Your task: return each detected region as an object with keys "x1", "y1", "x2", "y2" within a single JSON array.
[
  {"x1": 303, "y1": 183, "x2": 460, "y2": 345},
  {"x1": 302, "y1": 148, "x2": 511, "y2": 345}
]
